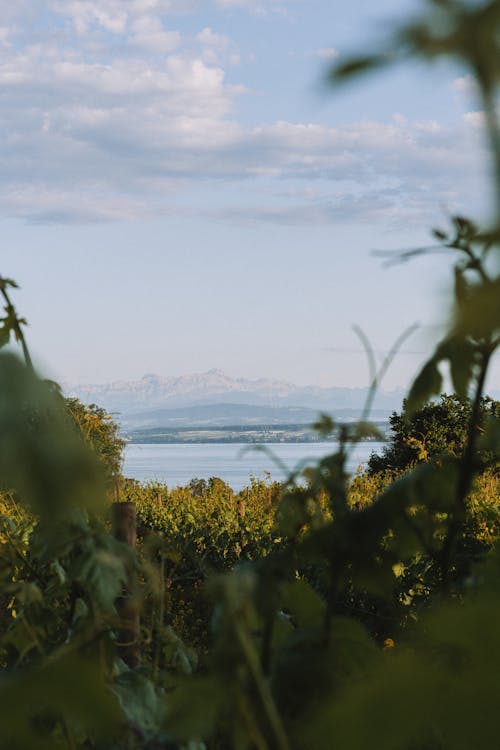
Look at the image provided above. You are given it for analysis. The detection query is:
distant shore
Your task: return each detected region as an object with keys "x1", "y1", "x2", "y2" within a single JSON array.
[{"x1": 125, "y1": 421, "x2": 390, "y2": 445}]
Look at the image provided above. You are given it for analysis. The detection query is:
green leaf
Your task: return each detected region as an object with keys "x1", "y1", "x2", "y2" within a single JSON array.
[
  {"x1": 478, "y1": 415, "x2": 500, "y2": 457},
  {"x1": 114, "y1": 670, "x2": 165, "y2": 740},
  {"x1": 454, "y1": 268, "x2": 469, "y2": 312},
  {"x1": 0, "y1": 655, "x2": 121, "y2": 747},
  {"x1": 164, "y1": 676, "x2": 224, "y2": 742},
  {"x1": 454, "y1": 279, "x2": 500, "y2": 339},
  {"x1": 329, "y1": 53, "x2": 393, "y2": 82},
  {"x1": 432, "y1": 227, "x2": 448, "y2": 241},
  {"x1": 313, "y1": 412, "x2": 335, "y2": 436},
  {"x1": 453, "y1": 215, "x2": 478, "y2": 241},
  {"x1": 407, "y1": 358, "x2": 442, "y2": 416},
  {"x1": 0, "y1": 276, "x2": 19, "y2": 291},
  {"x1": 278, "y1": 488, "x2": 316, "y2": 538},
  {"x1": 436, "y1": 336, "x2": 476, "y2": 399},
  {"x1": 0, "y1": 324, "x2": 10, "y2": 348},
  {"x1": 72, "y1": 534, "x2": 130, "y2": 613},
  {"x1": 16, "y1": 581, "x2": 43, "y2": 606},
  {"x1": 0, "y1": 353, "x2": 106, "y2": 518},
  {"x1": 351, "y1": 420, "x2": 384, "y2": 441},
  {"x1": 281, "y1": 579, "x2": 326, "y2": 629}
]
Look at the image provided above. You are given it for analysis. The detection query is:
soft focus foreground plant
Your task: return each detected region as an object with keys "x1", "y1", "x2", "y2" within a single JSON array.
[
  {"x1": 0, "y1": 350, "x2": 125, "y2": 748},
  {"x1": 0, "y1": 294, "x2": 184, "y2": 749}
]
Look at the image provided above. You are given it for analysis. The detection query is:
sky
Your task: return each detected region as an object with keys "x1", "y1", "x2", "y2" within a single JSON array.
[{"x1": 1, "y1": 0, "x2": 498, "y2": 391}]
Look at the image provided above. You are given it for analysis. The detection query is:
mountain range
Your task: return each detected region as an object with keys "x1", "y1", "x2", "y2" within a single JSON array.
[{"x1": 65, "y1": 369, "x2": 406, "y2": 429}]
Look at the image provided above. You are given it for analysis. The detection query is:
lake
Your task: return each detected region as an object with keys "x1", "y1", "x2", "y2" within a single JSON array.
[{"x1": 123, "y1": 441, "x2": 385, "y2": 491}]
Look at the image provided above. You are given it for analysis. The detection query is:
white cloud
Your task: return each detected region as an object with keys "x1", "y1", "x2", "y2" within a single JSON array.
[
  {"x1": 51, "y1": 1, "x2": 129, "y2": 34},
  {"x1": 0, "y1": 26, "x2": 14, "y2": 47},
  {"x1": 130, "y1": 16, "x2": 181, "y2": 53},
  {"x1": 0, "y1": 3, "x2": 488, "y2": 225},
  {"x1": 196, "y1": 27, "x2": 229, "y2": 46},
  {"x1": 195, "y1": 26, "x2": 240, "y2": 64},
  {"x1": 208, "y1": 188, "x2": 437, "y2": 228},
  {"x1": 463, "y1": 110, "x2": 485, "y2": 129},
  {"x1": 50, "y1": 0, "x2": 194, "y2": 37},
  {"x1": 453, "y1": 74, "x2": 476, "y2": 96},
  {"x1": 213, "y1": 0, "x2": 289, "y2": 15}
]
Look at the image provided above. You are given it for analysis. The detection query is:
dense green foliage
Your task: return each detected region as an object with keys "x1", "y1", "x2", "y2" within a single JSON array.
[
  {"x1": 117, "y1": 468, "x2": 499, "y2": 651},
  {"x1": 66, "y1": 397, "x2": 125, "y2": 483},
  {"x1": 1, "y1": 1, "x2": 500, "y2": 748},
  {"x1": 124, "y1": 476, "x2": 284, "y2": 650},
  {"x1": 368, "y1": 394, "x2": 500, "y2": 473},
  {"x1": 126, "y1": 476, "x2": 282, "y2": 568}
]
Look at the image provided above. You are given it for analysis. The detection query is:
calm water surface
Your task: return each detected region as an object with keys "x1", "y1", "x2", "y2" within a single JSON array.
[{"x1": 123, "y1": 442, "x2": 384, "y2": 491}]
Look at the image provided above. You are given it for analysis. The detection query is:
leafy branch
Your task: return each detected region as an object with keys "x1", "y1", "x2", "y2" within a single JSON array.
[{"x1": 0, "y1": 277, "x2": 33, "y2": 372}]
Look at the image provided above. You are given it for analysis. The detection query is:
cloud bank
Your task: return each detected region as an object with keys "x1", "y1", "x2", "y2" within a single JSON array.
[{"x1": 0, "y1": 2, "x2": 488, "y2": 224}]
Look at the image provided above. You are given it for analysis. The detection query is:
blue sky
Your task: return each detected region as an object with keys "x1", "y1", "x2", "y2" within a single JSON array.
[{"x1": 1, "y1": 0, "x2": 497, "y2": 391}]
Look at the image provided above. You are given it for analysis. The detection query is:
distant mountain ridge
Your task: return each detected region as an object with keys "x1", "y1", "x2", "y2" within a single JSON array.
[
  {"x1": 67, "y1": 369, "x2": 297, "y2": 410},
  {"x1": 65, "y1": 369, "x2": 406, "y2": 429}
]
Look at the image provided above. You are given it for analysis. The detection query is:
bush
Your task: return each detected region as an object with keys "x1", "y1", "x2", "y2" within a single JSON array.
[
  {"x1": 65, "y1": 397, "x2": 125, "y2": 483},
  {"x1": 368, "y1": 394, "x2": 500, "y2": 473},
  {"x1": 120, "y1": 476, "x2": 283, "y2": 649}
]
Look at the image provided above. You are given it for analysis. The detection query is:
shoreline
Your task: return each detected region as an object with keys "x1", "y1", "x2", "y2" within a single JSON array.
[
  {"x1": 124, "y1": 421, "x2": 390, "y2": 445},
  {"x1": 127, "y1": 436, "x2": 386, "y2": 445}
]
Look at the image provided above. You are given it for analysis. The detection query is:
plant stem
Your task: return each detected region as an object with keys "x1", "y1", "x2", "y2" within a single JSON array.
[
  {"x1": 0, "y1": 285, "x2": 34, "y2": 372},
  {"x1": 62, "y1": 718, "x2": 77, "y2": 750},
  {"x1": 439, "y1": 342, "x2": 493, "y2": 584},
  {"x1": 153, "y1": 554, "x2": 165, "y2": 683},
  {"x1": 237, "y1": 692, "x2": 271, "y2": 750},
  {"x1": 479, "y1": 82, "x2": 500, "y2": 215},
  {"x1": 234, "y1": 620, "x2": 291, "y2": 750}
]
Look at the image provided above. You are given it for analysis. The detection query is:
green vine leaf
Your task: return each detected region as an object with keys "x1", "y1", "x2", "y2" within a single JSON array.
[
  {"x1": 435, "y1": 337, "x2": 477, "y2": 400},
  {"x1": 0, "y1": 324, "x2": 10, "y2": 348},
  {"x1": 407, "y1": 359, "x2": 442, "y2": 416}
]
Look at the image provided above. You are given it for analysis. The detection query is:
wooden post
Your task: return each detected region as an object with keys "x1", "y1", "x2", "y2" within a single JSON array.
[
  {"x1": 238, "y1": 497, "x2": 246, "y2": 518},
  {"x1": 112, "y1": 502, "x2": 140, "y2": 668}
]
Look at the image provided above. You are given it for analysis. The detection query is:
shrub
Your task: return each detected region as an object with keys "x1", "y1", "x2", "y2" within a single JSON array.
[{"x1": 368, "y1": 394, "x2": 500, "y2": 473}]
